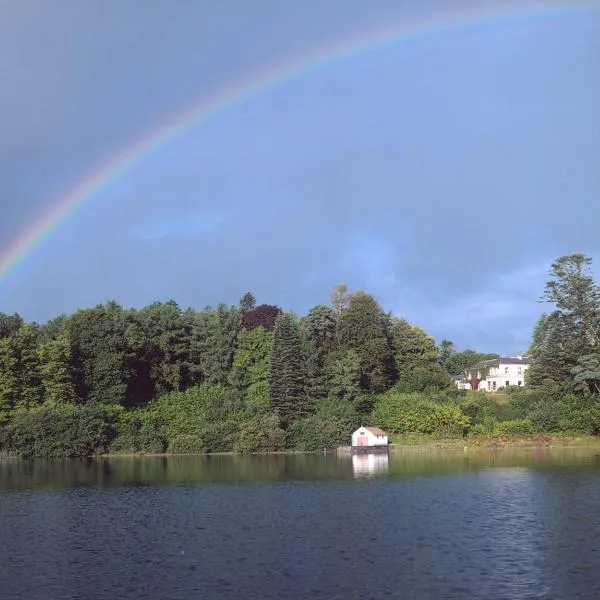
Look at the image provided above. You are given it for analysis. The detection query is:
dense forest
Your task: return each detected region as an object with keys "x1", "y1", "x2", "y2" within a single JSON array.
[{"x1": 1, "y1": 253, "x2": 599, "y2": 458}]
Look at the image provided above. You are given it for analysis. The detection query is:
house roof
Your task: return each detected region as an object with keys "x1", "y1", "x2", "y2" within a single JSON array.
[
  {"x1": 365, "y1": 426, "x2": 387, "y2": 436},
  {"x1": 467, "y1": 356, "x2": 532, "y2": 370}
]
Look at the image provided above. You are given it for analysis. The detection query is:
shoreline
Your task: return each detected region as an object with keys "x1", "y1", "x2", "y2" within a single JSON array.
[{"x1": 3, "y1": 435, "x2": 600, "y2": 460}]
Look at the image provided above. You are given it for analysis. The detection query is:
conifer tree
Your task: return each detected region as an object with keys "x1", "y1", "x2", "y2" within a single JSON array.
[{"x1": 268, "y1": 313, "x2": 308, "y2": 426}]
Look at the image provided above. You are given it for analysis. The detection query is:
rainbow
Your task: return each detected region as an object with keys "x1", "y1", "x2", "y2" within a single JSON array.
[{"x1": 0, "y1": 0, "x2": 595, "y2": 284}]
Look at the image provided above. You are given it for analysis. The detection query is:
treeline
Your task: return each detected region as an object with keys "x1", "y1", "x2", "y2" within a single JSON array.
[{"x1": 1, "y1": 254, "x2": 599, "y2": 457}]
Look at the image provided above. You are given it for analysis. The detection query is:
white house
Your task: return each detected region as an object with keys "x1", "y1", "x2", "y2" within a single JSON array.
[
  {"x1": 463, "y1": 356, "x2": 532, "y2": 392},
  {"x1": 351, "y1": 426, "x2": 389, "y2": 448}
]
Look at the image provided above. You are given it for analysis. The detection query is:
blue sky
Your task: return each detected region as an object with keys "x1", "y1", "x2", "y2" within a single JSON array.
[{"x1": 0, "y1": 0, "x2": 599, "y2": 353}]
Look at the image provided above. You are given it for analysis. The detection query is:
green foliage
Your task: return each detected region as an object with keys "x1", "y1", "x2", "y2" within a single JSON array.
[
  {"x1": 529, "y1": 254, "x2": 600, "y2": 392},
  {"x1": 285, "y1": 398, "x2": 361, "y2": 451},
  {"x1": 190, "y1": 304, "x2": 242, "y2": 386},
  {"x1": 0, "y1": 404, "x2": 116, "y2": 458},
  {"x1": 301, "y1": 305, "x2": 336, "y2": 401},
  {"x1": 38, "y1": 331, "x2": 77, "y2": 406},
  {"x1": 3, "y1": 256, "x2": 600, "y2": 456},
  {"x1": 443, "y1": 350, "x2": 499, "y2": 376},
  {"x1": 168, "y1": 434, "x2": 207, "y2": 455},
  {"x1": 372, "y1": 391, "x2": 470, "y2": 438},
  {"x1": 336, "y1": 291, "x2": 394, "y2": 393},
  {"x1": 326, "y1": 349, "x2": 362, "y2": 403},
  {"x1": 143, "y1": 383, "x2": 233, "y2": 440},
  {"x1": 230, "y1": 326, "x2": 272, "y2": 408},
  {"x1": 269, "y1": 313, "x2": 309, "y2": 426},
  {"x1": 233, "y1": 414, "x2": 286, "y2": 453}
]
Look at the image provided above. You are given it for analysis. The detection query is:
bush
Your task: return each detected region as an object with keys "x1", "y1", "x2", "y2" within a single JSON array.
[
  {"x1": 169, "y1": 434, "x2": 207, "y2": 454},
  {"x1": 0, "y1": 405, "x2": 116, "y2": 458},
  {"x1": 286, "y1": 398, "x2": 361, "y2": 451},
  {"x1": 137, "y1": 425, "x2": 167, "y2": 454},
  {"x1": 372, "y1": 391, "x2": 469, "y2": 438},
  {"x1": 233, "y1": 415, "x2": 286, "y2": 453},
  {"x1": 496, "y1": 419, "x2": 536, "y2": 435}
]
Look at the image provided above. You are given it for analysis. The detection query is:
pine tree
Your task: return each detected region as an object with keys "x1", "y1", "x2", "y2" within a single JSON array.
[{"x1": 269, "y1": 313, "x2": 309, "y2": 426}]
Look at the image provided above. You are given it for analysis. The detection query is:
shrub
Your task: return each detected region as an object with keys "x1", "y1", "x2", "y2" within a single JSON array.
[
  {"x1": 0, "y1": 405, "x2": 116, "y2": 458},
  {"x1": 372, "y1": 391, "x2": 469, "y2": 438},
  {"x1": 233, "y1": 414, "x2": 286, "y2": 453},
  {"x1": 169, "y1": 434, "x2": 207, "y2": 454},
  {"x1": 496, "y1": 419, "x2": 536, "y2": 435}
]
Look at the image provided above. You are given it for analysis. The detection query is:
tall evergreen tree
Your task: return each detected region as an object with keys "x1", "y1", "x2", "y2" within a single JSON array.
[{"x1": 268, "y1": 313, "x2": 308, "y2": 426}]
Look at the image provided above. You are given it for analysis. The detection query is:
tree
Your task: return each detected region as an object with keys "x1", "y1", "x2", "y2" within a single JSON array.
[
  {"x1": 13, "y1": 323, "x2": 44, "y2": 410},
  {"x1": 136, "y1": 301, "x2": 193, "y2": 396},
  {"x1": 438, "y1": 339, "x2": 455, "y2": 368},
  {"x1": 571, "y1": 354, "x2": 600, "y2": 395},
  {"x1": 66, "y1": 302, "x2": 130, "y2": 406},
  {"x1": 300, "y1": 305, "x2": 337, "y2": 401},
  {"x1": 391, "y1": 319, "x2": 451, "y2": 392},
  {"x1": 336, "y1": 291, "x2": 394, "y2": 393},
  {"x1": 330, "y1": 284, "x2": 350, "y2": 317},
  {"x1": 38, "y1": 331, "x2": 78, "y2": 406},
  {"x1": 0, "y1": 313, "x2": 23, "y2": 338},
  {"x1": 528, "y1": 254, "x2": 600, "y2": 391},
  {"x1": 268, "y1": 313, "x2": 309, "y2": 426},
  {"x1": 230, "y1": 326, "x2": 273, "y2": 413},
  {"x1": 190, "y1": 304, "x2": 242, "y2": 386},
  {"x1": 0, "y1": 337, "x2": 18, "y2": 423},
  {"x1": 242, "y1": 304, "x2": 282, "y2": 332},
  {"x1": 444, "y1": 349, "x2": 499, "y2": 376},
  {"x1": 239, "y1": 292, "x2": 257, "y2": 314}
]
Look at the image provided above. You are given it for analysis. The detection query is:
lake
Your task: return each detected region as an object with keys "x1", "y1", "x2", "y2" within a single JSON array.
[{"x1": 2, "y1": 447, "x2": 600, "y2": 599}]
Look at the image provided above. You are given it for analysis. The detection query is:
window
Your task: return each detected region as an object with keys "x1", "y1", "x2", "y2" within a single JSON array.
[
  {"x1": 518, "y1": 381, "x2": 522, "y2": 386},
  {"x1": 504, "y1": 367, "x2": 509, "y2": 374},
  {"x1": 506, "y1": 381, "x2": 510, "y2": 387},
  {"x1": 492, "y1": 381, "x2": 497, "y2": 390},
  {"x1": 488, "y1": 381, "x2": 491, "y2": 390},
  {"x1": 518, "y1": 367, "x2": 522, "y2": 375}
]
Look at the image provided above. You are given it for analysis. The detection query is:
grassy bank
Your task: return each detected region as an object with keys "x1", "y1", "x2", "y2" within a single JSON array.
[{"x1": 390, "y1": 434, "x2": 600, "y2": 448}]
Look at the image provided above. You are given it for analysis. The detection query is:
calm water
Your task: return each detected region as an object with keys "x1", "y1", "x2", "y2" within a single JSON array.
[{"x1": 2, "y1": 448, "x2": 600, "y2": 600}]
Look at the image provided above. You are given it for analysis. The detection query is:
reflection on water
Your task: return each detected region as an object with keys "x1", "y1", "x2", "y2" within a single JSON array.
[
  {"x1": 1, "y1": 446, "x2": 600, "y2": 492},
  {"x1": 2, "y1": 447, "x2": 600, "y2": 599},
  {"x1": 352, "y1": 452, "x2": 389, "y2": 478}
]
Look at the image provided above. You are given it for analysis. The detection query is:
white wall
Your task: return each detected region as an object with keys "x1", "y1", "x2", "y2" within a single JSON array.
[{"x1": 351, "y1": 428, "x2": 388, "y2": 446}]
